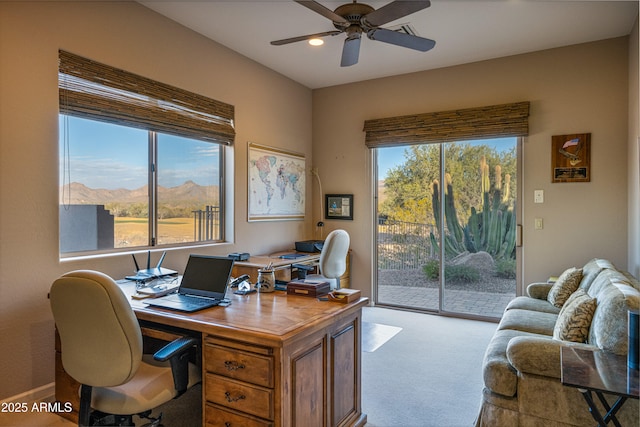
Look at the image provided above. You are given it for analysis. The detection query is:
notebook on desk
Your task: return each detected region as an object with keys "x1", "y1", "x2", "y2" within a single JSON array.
[{"x1": 145, "y1": 254, "x2": 234, "y2": 312}]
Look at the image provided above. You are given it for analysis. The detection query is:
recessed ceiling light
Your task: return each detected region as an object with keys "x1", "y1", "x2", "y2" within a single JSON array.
[{"x1": 308, "y1": 38, "x2": 324, "y2": 46}]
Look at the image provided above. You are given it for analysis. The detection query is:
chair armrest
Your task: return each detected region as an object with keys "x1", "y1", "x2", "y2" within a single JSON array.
[
  {"x1": 154, "y1": 336, "x2": 198, "y2": 361},
  {"x1": 526, "y1": 282, "x2": 553, "y2": 300},
  {"x1": 292, "y1": 263, "x2": 315, "y2": 279},
  {"x1": 506, "y1": 336, "x2": 598, "y2": 379},
  {"x1": 154, "y1": 336, "x2": 199, "y2": 395}
]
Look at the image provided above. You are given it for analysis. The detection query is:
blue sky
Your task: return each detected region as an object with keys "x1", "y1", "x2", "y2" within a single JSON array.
[
  {"x1": 59, "y1": 116, "x2": 219, "y2": 189},
  {"x1": 377, "y1": 137, "x2": 516, "y2": 179}
]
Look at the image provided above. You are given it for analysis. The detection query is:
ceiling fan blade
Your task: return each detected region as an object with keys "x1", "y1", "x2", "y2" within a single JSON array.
[
  {"x1": 271, "y1": 30, "x2": 342, "y2": 46},
  {"x1": 363, "y1": 1, "x2": 431, "y2": 27},
  {"x1": 367, "y1": 28, "x2": 435, "y2": 52},
  {"x1": 341, "y1": 33, "x2": 361, "y2": 67},
  {"x1": 295, "y1": 1, "x2": 350, "y2": 26}
]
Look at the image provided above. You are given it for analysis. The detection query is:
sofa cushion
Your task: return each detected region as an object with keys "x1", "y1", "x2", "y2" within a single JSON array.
[
  {"x1": 553, "y1": 289, "x2": 597, "y2": 343},
  {"x1": 589, "y1": 271, "x2": 640, "y2": 354},
  {"x1": 505, "y1": 296, "x2": 561, "y2": 315},
  {"x1": 547, "y1": 267, "x2": 582, "y2": 308},
  {"x1": 579, "y1": 258, "x2": 616, "y2": 291},
  {"x1": 498, "y1": 308, "x2": 557, "y2": 336}
]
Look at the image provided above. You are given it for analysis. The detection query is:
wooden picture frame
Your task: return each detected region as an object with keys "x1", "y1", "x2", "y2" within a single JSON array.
[
  {"x1": 551, "y1": 133, "x2": 591, "y2": 183},
  {"x1": 325, "y1": 194, "x2": 353, "y2": 220},
  {"x1": 247, "y1": 142, "x2": 306, "y2": 221}
]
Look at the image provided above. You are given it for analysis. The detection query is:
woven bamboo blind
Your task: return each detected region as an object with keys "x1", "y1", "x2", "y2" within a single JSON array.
[
  {"x1": 58, "y1": 50, "x2": 235, "y2": 145},
  {"x1": 363, "y1": 101, "x2": 529, "y2": 148}
]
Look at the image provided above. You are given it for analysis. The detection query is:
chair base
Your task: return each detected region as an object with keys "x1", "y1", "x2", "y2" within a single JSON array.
[{"x1": 89, "y1": 409, "x2": 162, "y2": 427}]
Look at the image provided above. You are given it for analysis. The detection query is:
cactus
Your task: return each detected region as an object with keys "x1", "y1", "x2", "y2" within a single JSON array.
[{"x1": 430, "y1": 156, "x2": 516, "y2": 261}]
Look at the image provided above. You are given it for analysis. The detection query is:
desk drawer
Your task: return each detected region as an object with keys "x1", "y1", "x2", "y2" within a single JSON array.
[
  {"x1": 205, "y1": 344, "x2": 273, "y2": 388},
  {"x1": 205, "y1": 404, "x2": 273, "y2": 427},
  {"x1": 205, "y1": 373, "x2": 274, "y2": 420}
]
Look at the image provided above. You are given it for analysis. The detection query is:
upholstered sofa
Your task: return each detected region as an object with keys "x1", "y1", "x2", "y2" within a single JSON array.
[{"x1": 475, "y1": 258, "x2": 640, "y2": 426}]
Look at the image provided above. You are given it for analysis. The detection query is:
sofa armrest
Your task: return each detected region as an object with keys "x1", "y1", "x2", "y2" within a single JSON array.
[
  {"x1": 526, "y1": 282, "x2": 553, "y2": 300},
  {"x1": 506, "y1": 336, "x2": 598, "y2": 379}
]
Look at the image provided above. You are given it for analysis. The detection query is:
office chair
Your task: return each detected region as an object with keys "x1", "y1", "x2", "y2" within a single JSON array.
[
  {"x1": 295, "y1": 229, "x2": 350, "y2": 289},
  {"x1": 49, "y1": 270, "x2": 200, "y2": 427}
]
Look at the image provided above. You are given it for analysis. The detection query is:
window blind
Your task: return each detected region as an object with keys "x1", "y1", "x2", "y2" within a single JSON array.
[
  {"x1": 58, "y1": 50, "x2": 235, "y2": 145},
  {"x1": 363, "y1": 101, "x2": 529, "y2": 148}
]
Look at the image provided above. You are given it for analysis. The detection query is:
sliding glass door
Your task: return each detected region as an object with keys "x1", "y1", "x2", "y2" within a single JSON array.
[{"x1": 375, "y1": 138, "x2": 520, "y2": 319}]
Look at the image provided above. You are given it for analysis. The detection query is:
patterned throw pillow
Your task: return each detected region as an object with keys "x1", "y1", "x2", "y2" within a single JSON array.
[
  {"x1": 547, "y1": 267, "x2": 583, "y2": 308},
  {"x1": 553, "y1": 289, "x2": 597, "y2": 343}
]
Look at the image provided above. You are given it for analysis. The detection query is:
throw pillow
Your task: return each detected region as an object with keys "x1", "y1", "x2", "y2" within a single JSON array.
[
  {"x1": 547, "y1": 267, "x2": 583, "y2": 308},
  {"x1": 553, "y1": 289, "x2": 597, "y2": 343}
]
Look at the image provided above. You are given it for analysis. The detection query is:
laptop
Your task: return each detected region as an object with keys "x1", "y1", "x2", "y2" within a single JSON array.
[{"x1": 145, "y1": 255, "x2": 234, "y2": 312}]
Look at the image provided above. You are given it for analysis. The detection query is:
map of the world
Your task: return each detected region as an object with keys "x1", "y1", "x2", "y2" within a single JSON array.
[{"x1": 248, "y1": 143, "x2": 306, "y2": 220}]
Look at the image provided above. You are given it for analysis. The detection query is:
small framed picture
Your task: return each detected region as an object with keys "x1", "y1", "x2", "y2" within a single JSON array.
[{"x1": 325, "y1": 194, "x2": 353, "y2": 220}]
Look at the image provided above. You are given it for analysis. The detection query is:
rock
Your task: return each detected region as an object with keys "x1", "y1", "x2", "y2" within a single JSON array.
[{"x1": 449, "y1": 251, "x2": 495, "y2": 276}]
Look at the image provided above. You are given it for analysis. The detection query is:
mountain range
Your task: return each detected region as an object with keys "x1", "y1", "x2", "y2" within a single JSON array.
[{"x1": 59, "y1": 180, "x2": 219, "y2": 204}]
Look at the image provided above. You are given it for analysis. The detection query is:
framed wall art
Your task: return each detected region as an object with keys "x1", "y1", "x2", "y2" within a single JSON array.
[
  {"x1": 551, "y1": 133, "x2": 591, "y2": 183},
  {"x1": 248, "y1": 142, "x2": 306, "y2": 221},
  {"x1": 325, "y1": 194, "x2": 353, "y2": 220}
]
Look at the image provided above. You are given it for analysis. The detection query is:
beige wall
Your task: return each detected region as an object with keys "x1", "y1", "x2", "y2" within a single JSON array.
[
  {"x1": 0, "y1": 2, "x2": 313, "y2": 399},
  {"x1": 629, "y1": 17, "x2": 640, "y2": 278},
  {"x1": 313, "y1": 36, "x2": 633, "y2": 298}
]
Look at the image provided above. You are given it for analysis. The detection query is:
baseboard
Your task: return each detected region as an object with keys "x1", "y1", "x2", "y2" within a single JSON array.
[{"x1": 0, "y1": 383, "x2": 55, "y2": 404}]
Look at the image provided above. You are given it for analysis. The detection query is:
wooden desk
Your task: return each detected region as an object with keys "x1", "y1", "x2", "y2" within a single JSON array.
[
  {"x1": 55, "y1": 280, "x2": 367, "y2": 427},
  {"x1": 233, "y1": 251, "x2": 351, "y2": 288}
]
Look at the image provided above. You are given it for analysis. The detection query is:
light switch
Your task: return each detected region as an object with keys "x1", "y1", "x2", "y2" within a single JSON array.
[
  {"x1": 535, "y1": 218, "x2": 543, "y2": 230},
  {"x1": 534, "y1": 190, "x2": 544, "y2": 204}
]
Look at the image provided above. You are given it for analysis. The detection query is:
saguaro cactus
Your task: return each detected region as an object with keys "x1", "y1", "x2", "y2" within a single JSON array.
[{"x1": 430, "y1": 156, "x2": 516, "y2": 260}]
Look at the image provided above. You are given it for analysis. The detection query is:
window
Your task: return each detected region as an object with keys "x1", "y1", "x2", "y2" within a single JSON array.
[
  {"x1": 58, "y1": 51, "x2": 233, "y2": 256},
  {"x1": 59, "y1": 115, "x2": 224, "y2": 254}
]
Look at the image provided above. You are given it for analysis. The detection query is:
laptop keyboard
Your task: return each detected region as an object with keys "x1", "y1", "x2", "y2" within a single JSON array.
[{"x1": 178, "y1": 294, "x2": 219, "y2": 306}]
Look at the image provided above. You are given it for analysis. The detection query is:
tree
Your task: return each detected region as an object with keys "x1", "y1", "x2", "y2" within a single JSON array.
[{"x1": 379, "y1": 141, "x2": 516, "y2": 225}]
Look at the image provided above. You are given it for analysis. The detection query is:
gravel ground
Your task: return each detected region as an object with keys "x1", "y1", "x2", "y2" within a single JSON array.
[{"x1": 378, "y1": 268, "x2": 515, "y2": 293}]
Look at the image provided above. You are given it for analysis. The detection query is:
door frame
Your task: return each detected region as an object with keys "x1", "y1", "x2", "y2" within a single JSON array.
[{"x1": 371, "y1": 138, "x2": 523, "y2": 320}]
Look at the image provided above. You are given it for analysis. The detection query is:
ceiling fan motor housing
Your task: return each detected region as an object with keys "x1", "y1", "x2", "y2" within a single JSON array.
[{"x1": 333, "y1": 2, "x2": 375, "y2": 31}]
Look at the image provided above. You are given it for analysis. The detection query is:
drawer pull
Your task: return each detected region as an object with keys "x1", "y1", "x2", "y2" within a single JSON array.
[
  {"x1": 224, "y1": 360, "x2": 245, "y2": 371},
  {"x1": 225, "y1": 391, "x2": 246, "y2": 403}
]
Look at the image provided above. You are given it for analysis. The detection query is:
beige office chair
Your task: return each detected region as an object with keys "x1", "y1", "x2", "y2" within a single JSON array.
[
  {"x1": 297, "y1": 229, "x2": 350, "y2": 290},
  {"x1": 50, "y1": 270, "x2": 200, "y2": 427}
]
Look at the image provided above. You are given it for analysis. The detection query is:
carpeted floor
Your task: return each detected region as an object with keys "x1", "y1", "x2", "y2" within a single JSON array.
[
  {"x1": 362, "y1": 306, "x2": 497, "y2": 427},
  {"x1": 362, "y1": 321, "x2": 403, "y2": 352}
]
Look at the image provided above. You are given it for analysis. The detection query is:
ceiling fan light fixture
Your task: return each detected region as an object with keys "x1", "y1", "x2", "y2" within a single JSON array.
[{"x1": 308, "y1": 38, "x2": 324, "y2": 46}]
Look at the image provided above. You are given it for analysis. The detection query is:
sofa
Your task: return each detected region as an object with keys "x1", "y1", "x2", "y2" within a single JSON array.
[{"x1": 475, "y1": 258, "x2": 640, "y2": 426}]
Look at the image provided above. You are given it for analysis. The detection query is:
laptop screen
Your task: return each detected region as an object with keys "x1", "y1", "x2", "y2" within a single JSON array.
[{"x1": 179, "y1": 255, "x2": 234, "y2": 299}]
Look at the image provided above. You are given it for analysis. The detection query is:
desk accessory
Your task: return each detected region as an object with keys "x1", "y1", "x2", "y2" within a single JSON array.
[
  {"x1": 229, "y1": 274, "x2": 250, "y2": 288},
  {"x1": 295, "y1": 240, "x2": 324, "y2": 253},
  {"x1": 228, "y1": 252, "x2": 250, "y2": 261},
  {"x1": 279, "y1": 253, "x2": 308, "y2": 259},
  {"x1": 327, "y1": 288, "x2": 360, "y2": 304},
  {"x1": 287, "y1": 279, "x2": 330, "y2": 297},
  {"x1": 126, "y1": 251, "x2": 177, "y2": 282},
  {"x1": 136, "y1": 278, "x2": 180, "y2": 297},
  {"x1": 234, "y1": 277, "x2": 255, "y2": 295},
  {"x1": 257, "y1": 267, "x2": 275, "y2": 293}
]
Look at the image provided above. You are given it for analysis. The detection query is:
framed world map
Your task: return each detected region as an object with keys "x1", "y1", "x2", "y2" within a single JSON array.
[{"x1": 248, "y1": 142, "x2": 306, "y2": 221}]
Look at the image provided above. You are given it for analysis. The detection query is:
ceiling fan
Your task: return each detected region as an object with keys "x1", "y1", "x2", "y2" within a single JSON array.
[{"x1": 271, "y1": 0, "x2": 435, "y2": 67}]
